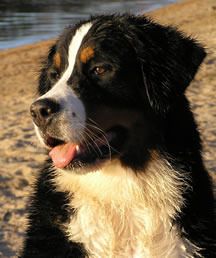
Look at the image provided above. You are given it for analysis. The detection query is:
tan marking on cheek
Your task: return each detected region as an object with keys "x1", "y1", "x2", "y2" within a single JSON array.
[
  {"x1": 54, "y1": 52, "x2": 61, "y2": 69},
  {"x1": 80, "y1": 47, "x2": 94, "y2": 63}
]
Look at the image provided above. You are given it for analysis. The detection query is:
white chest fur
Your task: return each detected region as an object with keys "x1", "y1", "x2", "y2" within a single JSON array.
[{"x1": 54, "y1": 154, "x2": 200, "y2": 258}]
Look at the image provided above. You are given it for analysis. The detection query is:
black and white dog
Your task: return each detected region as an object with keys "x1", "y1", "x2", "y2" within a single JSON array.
[{"x1": 21, "y1": 15, "x2": 215, "y2": 257}]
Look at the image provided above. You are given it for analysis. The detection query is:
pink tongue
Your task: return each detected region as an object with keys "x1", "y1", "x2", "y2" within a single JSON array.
[{"x1": 49, "y1": 143, "x2": 77, "y2": 168}]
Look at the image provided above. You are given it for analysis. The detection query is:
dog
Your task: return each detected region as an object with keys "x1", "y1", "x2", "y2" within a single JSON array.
[{"x1": 21, "y1": 14, "x2": 215, "y2": 257}]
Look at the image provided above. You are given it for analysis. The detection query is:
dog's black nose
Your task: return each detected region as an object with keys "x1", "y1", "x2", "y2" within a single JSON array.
[{"x1": 30, "y1": 98, "x2": 60, "y2": 128}]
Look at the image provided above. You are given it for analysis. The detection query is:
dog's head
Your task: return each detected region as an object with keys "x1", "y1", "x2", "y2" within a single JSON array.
[{"x1": 30, "y1": 15, "x2": 205, "y2": 172}]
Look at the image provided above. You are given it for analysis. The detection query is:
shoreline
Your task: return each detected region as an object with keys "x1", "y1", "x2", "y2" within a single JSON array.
[
  {"x1": 0, "y1": 0, "x2": 216, "y2": 257},
  {"x1": 0, "y1": 0, "x2": 176, "y2": 51}
]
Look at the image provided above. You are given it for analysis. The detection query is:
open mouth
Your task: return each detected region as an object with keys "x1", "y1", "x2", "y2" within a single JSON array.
[{"x1": 44, "y1": 126, "x2": 127, "y2": 169}]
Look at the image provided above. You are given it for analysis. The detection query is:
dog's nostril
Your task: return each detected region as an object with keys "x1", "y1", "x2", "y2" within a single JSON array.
[
  {"x1": 30, "y1": 109, "x2": 37, "y2": 118},
  {"x1": 72, "y1": 112, "x2": 76, "y2": 117},
  {"x1": 40, "y1": 107, "x2": 52, "y2": 118}
]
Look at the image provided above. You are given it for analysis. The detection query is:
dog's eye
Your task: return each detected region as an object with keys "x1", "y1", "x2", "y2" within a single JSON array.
[
  {"x1": 93, "y1": 66, "x2": 107, "y2": 76},
  {"x1": 50, "y1": 70, "x2": 60, "y2": 81}
]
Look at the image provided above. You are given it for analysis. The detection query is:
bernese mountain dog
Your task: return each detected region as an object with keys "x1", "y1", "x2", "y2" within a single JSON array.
[{"x1": 21, "y1": 15, "x2": 215, "y2": 257}]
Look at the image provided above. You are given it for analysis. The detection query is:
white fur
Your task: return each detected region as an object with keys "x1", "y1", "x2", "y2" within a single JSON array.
[
  {"x1": 35, "y1": 22, "x2": 93, "y2": 143},
  {"x1": 53, "y1": 152, "x2": 201, "y2": 258}
]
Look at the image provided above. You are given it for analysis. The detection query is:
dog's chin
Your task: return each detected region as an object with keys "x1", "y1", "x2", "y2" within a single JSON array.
[{"x1": 39, "y1": 126, "x2": 128, "y2": 173}]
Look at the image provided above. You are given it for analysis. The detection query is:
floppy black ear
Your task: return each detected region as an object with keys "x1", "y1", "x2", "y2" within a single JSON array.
[{"x1": 127, "y1": 16, "x2": 206, "y2": 114}]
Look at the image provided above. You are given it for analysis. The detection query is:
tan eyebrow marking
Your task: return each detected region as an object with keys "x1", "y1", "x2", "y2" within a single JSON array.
[
  {"x1": 80, "y1": 46, "x2": 95, "y2": 63},
  {"x1": 53, "y1": 52, "x2": 61, "y2": 69}
]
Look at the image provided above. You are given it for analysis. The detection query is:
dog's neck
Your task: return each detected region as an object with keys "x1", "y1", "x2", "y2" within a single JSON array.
[
  {"x1": 52, "y1": 152, "x2": 201, "y2": 257},
  {"x1": 54, "y1": 152, "x2": 185, "y2": 215}
]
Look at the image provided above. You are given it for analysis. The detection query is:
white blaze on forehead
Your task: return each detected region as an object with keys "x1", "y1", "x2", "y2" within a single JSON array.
[
  {"x1": 40, "y1": 21, "x2": 93, "y2": 100},
  {"x1": 58, "y1": 22, "x2": 93, "y2": 87}
]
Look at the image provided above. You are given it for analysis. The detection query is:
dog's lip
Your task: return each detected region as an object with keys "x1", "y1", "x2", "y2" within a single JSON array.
[
  {"x1": 40, "y1": 126, "x2": 127, "y2": 169},
  {"x1": 43, "y1": 130, "x2": 114, "y2": 150},
  {"x1": 45, "y1": 136, "x2": 65, "y2": 148},
  {"x1": 48, "y1": 130, "x2": 117, "y2": 169}
]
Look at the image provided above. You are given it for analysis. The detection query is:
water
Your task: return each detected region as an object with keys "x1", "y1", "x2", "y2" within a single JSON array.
[{"x1": 0, "y1": 0, "x2": 176, "y2": 50}]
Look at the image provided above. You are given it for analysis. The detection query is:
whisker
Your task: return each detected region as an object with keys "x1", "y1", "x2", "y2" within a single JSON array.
[
  {"x1": 84, "y1": 123, "x2": 114, "y2": 158},
  {"x1": 85, "y1": 125, "x2": 112, "y2": 160},
  {"x1": 86, "y1": 123, "x2": 121, "y2": 155},
  {"x1": 75, "y1": 115, "x2": 121, "y2": 159},
  {"x1": 77, "y1": 130, "x2": 92, "y2": 154},
  {"x1": 76, "y1": 121, "x2": 103, "y2": 157},
  {"x1": 83, "y1": 129, "x2": 103, "y2": 156}
]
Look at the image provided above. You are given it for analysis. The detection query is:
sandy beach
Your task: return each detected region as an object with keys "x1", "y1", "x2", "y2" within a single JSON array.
[{"x1": 0, "y1": 0, "x2": 215, "y2": 256}]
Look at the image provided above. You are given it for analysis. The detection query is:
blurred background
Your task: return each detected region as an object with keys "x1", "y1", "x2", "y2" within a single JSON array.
[{"x1": 0, "y1": 0, "x2": 176, "y2": 49}]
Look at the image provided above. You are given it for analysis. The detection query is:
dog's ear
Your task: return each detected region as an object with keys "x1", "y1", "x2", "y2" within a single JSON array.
[{"x1": 127, "y1": 17, "x2": 206, "y2": 114}]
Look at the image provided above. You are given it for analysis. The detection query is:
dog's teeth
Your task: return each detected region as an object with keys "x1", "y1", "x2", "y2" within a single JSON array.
[{"x1": 76, "y1": 145, "x2": 80, "y2": 154}]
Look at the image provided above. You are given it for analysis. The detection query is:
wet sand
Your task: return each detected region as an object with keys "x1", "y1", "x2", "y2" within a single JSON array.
[{"x1": 0, "y1": 0, "x2": 215, "y2": 256}]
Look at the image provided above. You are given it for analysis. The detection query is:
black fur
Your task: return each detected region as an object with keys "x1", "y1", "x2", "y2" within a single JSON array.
[
  {"x1": 21, "y1": 161, "x2": 87, "y2": 258},
  {"x1": 21, "y1": 15, "x2": 215, "y2": 257}
]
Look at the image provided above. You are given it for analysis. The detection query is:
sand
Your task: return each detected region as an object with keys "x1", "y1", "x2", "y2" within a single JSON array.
[{"x1": 0, "y1": 0, "x2": 215, "y2": 257}]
